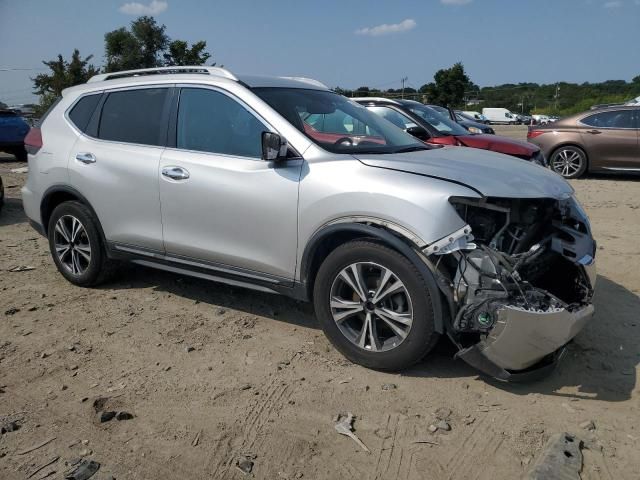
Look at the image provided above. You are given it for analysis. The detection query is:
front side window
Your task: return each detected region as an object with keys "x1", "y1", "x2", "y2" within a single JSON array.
[
  {"x1": 407, "y1": 104, "x2": 469, "y2": 136},
  {"x1": 581, "y1": 110, "x2": 635, "y2": 129},
  {"x1": 253, "y1": 88, "x2": 429, "y2": 154},
  {"x1": 98, "y1": 88, "x2": 168, "y2": 146},
  {"x1": 176, "y1": 88, "x2": 265, "y2": 158}
]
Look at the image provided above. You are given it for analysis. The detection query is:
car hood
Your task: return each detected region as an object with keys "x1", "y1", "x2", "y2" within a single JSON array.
[
  {"x1": 355, "y1": 146, "x2": 573, "y2": 199},
  {"x1": 456, "y1": 134, "x2": 538, "y2": 157}
]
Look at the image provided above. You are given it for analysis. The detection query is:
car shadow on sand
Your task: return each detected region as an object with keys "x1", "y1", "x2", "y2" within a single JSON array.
[
  {"x1": 0, "y1": 197, "x2": 30, "y2": 228},
  {"x1": 107, "y1": 264, "x2": 637, "y2": 403}
]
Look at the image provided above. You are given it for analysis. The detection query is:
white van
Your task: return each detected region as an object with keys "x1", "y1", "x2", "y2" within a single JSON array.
[
  {"x1": 462, "y1": 110, "x2": 487, "y2": 122},
  {"x1": 482, "y1": 108, "x2": 519, "y2": 125}
]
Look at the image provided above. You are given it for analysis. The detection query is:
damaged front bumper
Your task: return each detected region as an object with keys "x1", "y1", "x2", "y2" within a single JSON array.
[
  {"x1": 427, "y1": 195, "x2": 597, "y2": 381},
  {"x1": 456, "y1": 291, "x2": 594, "y2": 381}
]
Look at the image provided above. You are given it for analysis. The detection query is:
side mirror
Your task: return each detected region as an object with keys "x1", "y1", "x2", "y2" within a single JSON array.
[
  {"x1": 405, "y1": 125, "x2": 430, "y2": 140},
  {"x1": 261, "y1": 131, "x2": 288, "y2": 162}
]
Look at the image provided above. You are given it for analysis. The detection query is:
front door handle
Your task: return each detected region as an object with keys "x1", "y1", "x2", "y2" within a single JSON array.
[
  {"x1": 75, "y1": 152, "x2": 96, "y2": 164},
  {"x1": 162, "y1": 166, "x2": 190, "y2": 180},
  {"x1": 586, "y1": 129, "x2": 602, "y2": 135}
]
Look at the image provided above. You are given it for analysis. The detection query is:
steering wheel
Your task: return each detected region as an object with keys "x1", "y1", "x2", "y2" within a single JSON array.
[{"x1": 334, "y1": 137, "x2": 354, "y2": 146}]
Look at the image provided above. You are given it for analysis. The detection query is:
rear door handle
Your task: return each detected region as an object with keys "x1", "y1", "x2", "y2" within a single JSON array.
[
  {"x1": 162, "y1": 166, "x2": 190, "y2": 180},
  {"x1": 75, "y1": 152, "x2": 96, "y2": 164},
  {"x1": 586, "y1": 129, "x2": 602, "y2": 135}
]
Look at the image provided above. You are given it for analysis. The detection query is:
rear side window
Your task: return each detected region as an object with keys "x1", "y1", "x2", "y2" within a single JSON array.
[
  {"x1": 98, "y1": 88, "x2": 169, "y2": 146},
  {"x1": 582, "y1": 110, "x2": 635, "y2": 129},
  {"x1": 69, "y1": 94, "x2": 101, "y2": 132}
]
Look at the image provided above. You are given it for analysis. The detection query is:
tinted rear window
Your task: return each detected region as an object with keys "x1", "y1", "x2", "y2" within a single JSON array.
[
  {"x1": 69, "y1": 94, "x2": 101, "y2": 132},
  {"x1": 582, "y1": 110, "x2": 635, "y2": 129},
  {"x1": 98, "y1": 88, "x2": 169, "y2": 146}
]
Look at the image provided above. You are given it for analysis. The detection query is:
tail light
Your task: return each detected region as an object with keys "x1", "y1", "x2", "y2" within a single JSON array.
[
  {"x1": 24, "y1": 127, "x2": 42, "y2": 155},
  {"x1": 527, "y1": 129, "x2": 546, "y2": 140}
]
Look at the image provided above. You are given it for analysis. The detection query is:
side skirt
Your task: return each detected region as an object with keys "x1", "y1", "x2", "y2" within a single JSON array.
[{"x1": 108, "y1": 242, "x2": 309, "y2": 302}]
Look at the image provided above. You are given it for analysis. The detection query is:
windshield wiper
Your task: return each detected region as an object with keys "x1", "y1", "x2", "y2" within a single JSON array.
[{"x1": 393, "y1": 145, "x2": 431, "y2": 153}]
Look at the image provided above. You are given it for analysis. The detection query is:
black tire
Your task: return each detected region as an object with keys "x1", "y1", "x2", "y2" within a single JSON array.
[
  {"x1": 13, "y1": 147, "x2": 27, "y2": 162},
  {"x1": 313, "y1": 240, "x2": 439, "y2": 371},
  {"x1": 550, "y1": 145, "x2": 588, "y2": 179},
  {"x1": 47, "y1": 201, "x2": 115, "y2": 286}
]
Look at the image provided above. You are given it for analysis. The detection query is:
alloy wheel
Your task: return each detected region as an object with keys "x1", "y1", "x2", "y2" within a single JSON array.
[
  {"x1": 53, "y1": 215, "x2": 92, "y2": 275},
  {"x1": 552, "y1": 148, "x2": 583, "y2": 177},
  {"x1": 329, "y1": 262, "x2": 413, "y2": 352}
]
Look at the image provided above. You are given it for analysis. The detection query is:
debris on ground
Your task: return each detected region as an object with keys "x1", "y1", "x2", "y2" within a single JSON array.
[
  {"x1": 381, "y1": 383, "x2": 397, "y2": 391},
  {"x1": 192, "y1": 430, "x2": 202, "y2": 447},
  {"x1": 579, "y1": 420, "x2": 596, "y2": 431},
  {"x1": 8, "y1": 265, "x2": 36, "y2": 272},
  {"x1": 236, "y1": 454, "x2": 256, "y2": 474},
  {"x1": 10, "y1": 167, "x2": 28, "y2": 173},
  {"x1": 436, "y1": 420, "x2": 452, "y2": 432},
  {"x1": 527, "y1": 433, "x2": 582, "y2": 480},
  {"x1": 16, "y1": 436, "x2": 56, "y2": 455},
  {"x1": 115, "y1": 411, "x2": 134, "y2": 421},
  {"x1": 434, "y1": 407, "x2": 452, "y2": 420},
  {"x1": 64, "y1": 459, "x2": 100, "y2": 480},
  {"x1": 0, "y1": 420, "x2": 20, "y2": 434},
  {"x1": 99, "y1": 411, "x2": 116, "y2": 423},
  {"x1": 26, "y1": 455, "x2": 59, "y2": 479},
  {"x1": 334, "y1": 413, "x2": 370, "y2": 453}
]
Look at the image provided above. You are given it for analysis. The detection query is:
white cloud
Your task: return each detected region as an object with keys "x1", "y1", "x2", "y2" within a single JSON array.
[
  {"x1": 441, "y1": 0, "x2": 473, "y2": 5},
  {"x1": 119, "y1": 0, "x2": 168, "y2": 15},
  {"x1": 603, "y1": 0, "x2": 622, "y2": 7},
  {"x1": 355, "y1": 19, "x2": 417, "y2": 37}
]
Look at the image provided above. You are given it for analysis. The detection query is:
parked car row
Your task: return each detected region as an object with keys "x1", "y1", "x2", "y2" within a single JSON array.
[
  {"x1": 19, "y1": 66, "x2": 596, "y2": 380},
  {"x1": 352, "y1": 97, "x2": 544, "y2": 164}
]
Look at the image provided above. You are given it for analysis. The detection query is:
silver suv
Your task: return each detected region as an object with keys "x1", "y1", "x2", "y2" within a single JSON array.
[{"x1": 22, "y1": 66, "x2": 596, "y2": 380}]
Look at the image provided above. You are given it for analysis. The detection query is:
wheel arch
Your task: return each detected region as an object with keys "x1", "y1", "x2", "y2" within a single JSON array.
[
  {"x1": 300, "y1": 222, "x2": 445, "y2": 333},
  {"x1": 40, "y1": 185, "x2": 108, "y2": 247}
]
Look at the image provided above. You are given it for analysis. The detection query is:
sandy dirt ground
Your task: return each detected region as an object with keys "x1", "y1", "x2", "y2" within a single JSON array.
[{"x1": 1, "y1": 129, "x2": 639, "y2": 479}]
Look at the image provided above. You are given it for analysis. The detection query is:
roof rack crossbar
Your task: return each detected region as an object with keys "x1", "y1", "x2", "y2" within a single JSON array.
[{"x1": 88, "y1": 66, "x2": 237, "y2": 83}]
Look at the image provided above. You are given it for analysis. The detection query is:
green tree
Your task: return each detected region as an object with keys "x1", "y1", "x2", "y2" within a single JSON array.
[
  {"x1": 164, "y1": 40, "x2": 212, "y2": 66},
  {"x1": 421, "y1": 62, "x2": 473, "y2": 107},
  {"x1": 32, "y1": 49, "x2": 99, "y2": 116},
  {"x1": 104, "y1": 16, "x2": 169, "y2": 72},
  {"x1": 105, "y1": 16, "x2": 213, "y2": 72}
]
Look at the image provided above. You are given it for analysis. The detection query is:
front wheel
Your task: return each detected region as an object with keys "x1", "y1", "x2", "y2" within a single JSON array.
[
  {"x1": 313, "y1": 240, "x2": 439, "y2": 371},
  {"x1": 550, "y1": 146, "x2": 587, "y2": 179}
]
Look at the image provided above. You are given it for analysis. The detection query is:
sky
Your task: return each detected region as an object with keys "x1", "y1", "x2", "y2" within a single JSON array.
[{"x1": 1, "y1": 0, "x2": 639, "y2": 105}]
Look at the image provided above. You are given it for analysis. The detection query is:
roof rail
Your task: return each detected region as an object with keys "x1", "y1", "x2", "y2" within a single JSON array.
[
  {"x1": 279, "y1": 76, "x2": 329, "y2": 89},
  {"x1": 88, "y1": 66, "x2": 238, "y2": 83},
  {"x1": 350, "y1": 97, "x2": 401, "y2": 105}
]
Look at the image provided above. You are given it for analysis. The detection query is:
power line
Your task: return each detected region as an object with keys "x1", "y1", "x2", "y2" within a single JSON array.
[{"x1": 0, "y1": 67, "x2": 48, "y2": 72}]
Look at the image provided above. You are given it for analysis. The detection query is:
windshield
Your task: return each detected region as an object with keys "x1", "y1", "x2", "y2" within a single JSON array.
[
  {"x1": 407, "y1": 104, "x2": 469, "y2": 136},
  {"x1": 252, "y1": 88, "x2": 430, "y2": 154}
]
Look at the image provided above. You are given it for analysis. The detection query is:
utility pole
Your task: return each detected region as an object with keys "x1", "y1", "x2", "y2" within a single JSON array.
[
  {"x1": 554, "y1": 83, "x2": 560, "y2": 112},
  {"x1": 401, "y1": 76, "x2": 408, "y2": 99}
]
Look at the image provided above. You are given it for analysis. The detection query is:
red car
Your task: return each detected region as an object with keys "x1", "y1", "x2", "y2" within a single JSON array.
[{"x1": 354, "y1": 98, "x2": 546, "y2": 165}]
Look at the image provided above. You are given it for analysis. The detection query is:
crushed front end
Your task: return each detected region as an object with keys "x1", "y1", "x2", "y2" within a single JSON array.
[{"x1": 426, "y1": 195, "x2": 596, "y2": 381}]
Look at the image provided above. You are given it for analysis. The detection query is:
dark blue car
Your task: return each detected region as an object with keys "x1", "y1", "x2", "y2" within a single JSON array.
[{"x1": 0, "y1": 109, "x2": 30, "y2": 161}]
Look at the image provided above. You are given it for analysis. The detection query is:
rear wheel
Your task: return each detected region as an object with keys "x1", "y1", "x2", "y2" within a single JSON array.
[
  {"x1": 313, "y1": 240, "x2": 439, "y2": 371},
  {"x1": 550, "y1": 146, "x2": 587, "y2": 179},
  {"x1": 47, "y1": 201, "x2": 114, "y2": 286}
]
